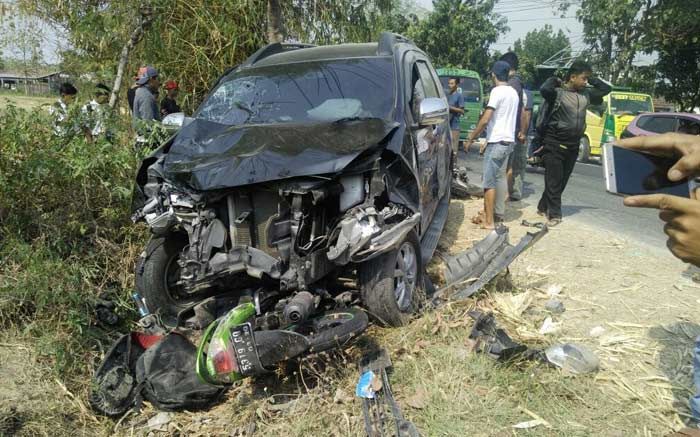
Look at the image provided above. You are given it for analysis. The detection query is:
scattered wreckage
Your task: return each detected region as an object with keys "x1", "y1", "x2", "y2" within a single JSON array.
[{"x1": 91, "y1": 33, "x2": 553, "y2": 432}]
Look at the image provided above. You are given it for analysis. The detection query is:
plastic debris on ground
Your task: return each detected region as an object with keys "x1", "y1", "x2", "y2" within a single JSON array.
[
  {"x1": 433, "y1": 225, "x2": 548, "y2": 306},
  {"x1": 589, "y1": 326, "x2": 606, "y2": 338},
  {"x1": 538, "y1": 316, "x2": 561, "y2": 335},
  {"x1": 466, "y1": 311, "x2": 600, "y2": 376},
  {"x1": 468, "y1": 311, "x2": 529, "y2": 361},
  {"x1": 357, "y1": 348, "x2": 419, "y2": 437},
  {"x1": 521, "y1": 219, "x2": 546, "y2": 229},
  {"x1": 544, "y1": 343, "x2": 600, "y2": 374},
  {"x1": 544, "y1": 299, "x2": 565, "y2": 314},
  {"x1": 356, "y1": 370, "x2": 378, "y2": 399},
  {"x1": 545, "y1": 284, "x2": 563, "y2": 297},
  {"x1": 451, "y1": 166, "x2": 484, "y2": 199}
]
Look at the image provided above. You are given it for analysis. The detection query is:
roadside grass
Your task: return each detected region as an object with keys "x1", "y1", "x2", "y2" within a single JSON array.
[
  {"x1": 0, "y1": 106, "x2": 689, "y2": 436},
  {"x1": 0, "y1": 94, "x2": 55, "y2": 111},
  {"x1": 0, "y1": 258, "x2": 679, "y2": 437}
]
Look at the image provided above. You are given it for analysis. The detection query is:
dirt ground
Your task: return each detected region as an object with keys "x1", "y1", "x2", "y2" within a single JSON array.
[
  {"x1": 441, "y1": 195, "x2": 700, "y2": 433},
  {"x1": 1, "y1": 195, "x2": 699, "y2": 436}
]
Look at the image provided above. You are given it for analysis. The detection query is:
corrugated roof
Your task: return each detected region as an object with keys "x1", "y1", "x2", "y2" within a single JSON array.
[{"x1": 0, "y1": 71, "x2": 62, "y2": 80}]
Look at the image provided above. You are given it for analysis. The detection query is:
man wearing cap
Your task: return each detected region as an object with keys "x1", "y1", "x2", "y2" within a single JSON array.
[
  {"x1": 161, "y1": 80, "x2": 181, "y2": 117},
  {"x1": 81, "y1": 83, "x2": 112, "y2": 142},
  {"x1": 128, "y1": 66, "x2": 147, "y2": 114},
  {"x1": 132, "y1": 65, "x2": 161, "y2": 145},
  {"x1": 464, "y1": 61, "x2": 519, "y2": 229}
]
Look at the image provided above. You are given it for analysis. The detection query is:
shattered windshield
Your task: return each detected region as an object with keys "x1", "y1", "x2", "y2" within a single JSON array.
[{"x1": 196, "y1": 57, "x2": 395, "y2": 125}]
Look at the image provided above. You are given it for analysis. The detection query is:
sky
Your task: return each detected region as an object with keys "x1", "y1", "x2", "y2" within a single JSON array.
[
  {"x1": 413, "y1": 0, "x2": 655, "y2": 66},
  {"x1": 5, "y1": 0, "x2": 653, "y2": 68},
  {"x1": 415, "y1": 0, "x2": 584, "y2": 55}
]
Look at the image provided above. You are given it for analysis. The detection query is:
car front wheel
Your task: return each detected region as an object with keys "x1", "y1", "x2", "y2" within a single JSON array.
[
  {"x1": 358, "y1": 231, "x2": 424, "y2": 327},
  {"x1": 135, "y1": 233, "x2": 194, "y2": 327}
]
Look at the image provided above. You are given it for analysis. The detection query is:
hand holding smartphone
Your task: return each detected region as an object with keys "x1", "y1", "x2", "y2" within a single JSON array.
[{"x1": 602, "y1": 143, "x2": 693, "y2": 198}]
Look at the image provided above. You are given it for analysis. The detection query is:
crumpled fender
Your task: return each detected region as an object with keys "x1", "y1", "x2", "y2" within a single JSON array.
[{"x1": 326, "y1": 208, "x2": 421, "y2": 265}]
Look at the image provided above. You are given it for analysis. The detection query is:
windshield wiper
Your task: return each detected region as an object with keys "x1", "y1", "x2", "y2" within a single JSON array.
[{"x1": 331, "y1": 116, "x2": 379, "y2": 125}]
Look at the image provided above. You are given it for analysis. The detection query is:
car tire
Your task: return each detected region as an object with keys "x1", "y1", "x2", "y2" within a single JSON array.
[
  {"x1": 578, "y1": 137, "x2": 591, "y2": 163},
  {"x1": 358, "y1": 231, "x2": 424, "y2": 327},
  {"x1": 135, "y1": 233, "x2": 193, "y2": 327}
]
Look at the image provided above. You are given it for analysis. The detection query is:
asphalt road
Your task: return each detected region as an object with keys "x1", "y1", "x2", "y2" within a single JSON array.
[{"x1": 458, "y1": 149, "x2": 669, "y2": 250}]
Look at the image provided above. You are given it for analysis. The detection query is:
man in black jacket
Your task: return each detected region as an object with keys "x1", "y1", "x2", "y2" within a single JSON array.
[{"x1": 537, "y1": 61, "x2": 612, "y2": 225}]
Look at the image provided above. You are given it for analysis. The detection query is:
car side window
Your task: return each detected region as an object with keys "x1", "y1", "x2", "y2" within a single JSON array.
[
  {"x1": 416, "y1": 61, "x2": 440, "y2": 99},
  {"x1": 637, "y1": 115, "x2": 677, "y2": 134},
  {"x1": 410, "y1": 64, "x2": 426, "y2": 121},
  {"x1": 678, "y1": 118, "x2": 700, "y2": 135}
]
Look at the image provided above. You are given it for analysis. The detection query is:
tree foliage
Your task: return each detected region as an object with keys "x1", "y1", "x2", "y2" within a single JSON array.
[
  {"x1": 641, "y1": 0, "x2": 700, "y2": 111},
  {"x1": 408, "y1": 0, "x2": 508, "y2": 73},
  {"x1": 19, "y1": 0, "x2": 398, "y2": 111},
  {"x1": 565, "y1": 0, "x2": 653, "y2": 84},
  {"x1": 513, "y1": 25, "x2": 570, "y2": 87}
]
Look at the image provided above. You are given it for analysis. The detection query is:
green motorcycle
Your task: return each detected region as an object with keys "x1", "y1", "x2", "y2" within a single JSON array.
[{"x1": 196, "y1": 302, "x2": 368, "y2": 385}]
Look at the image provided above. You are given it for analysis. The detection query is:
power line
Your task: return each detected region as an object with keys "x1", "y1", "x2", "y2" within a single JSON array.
[{"x1": 507, "y1": 15, "x2": 577, "y2": 22}]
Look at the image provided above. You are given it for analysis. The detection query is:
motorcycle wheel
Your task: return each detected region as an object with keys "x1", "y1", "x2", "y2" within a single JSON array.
[
  {"x1": 135, "y1": 233, "x2": 194, "y2": 327},
  {"x1": 306, "y1": 308, "x2": 369, "y2": 353},
  {"x1": 358, "y1": 231, "x2": 424, "y2": 327}
]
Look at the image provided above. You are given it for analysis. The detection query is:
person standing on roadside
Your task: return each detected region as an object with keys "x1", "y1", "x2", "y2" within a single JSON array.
[
  {"x1": 132, "y1": 66, "x2": 161, "y2": 147},
  {"x1": 536, "y1": 61, "x2": 611, "y2": 226},
  {"x1": 160, "y1": 80, "x2": 181, "y2": 117},
  {"x1": 128, "y1": 66, "x2": 147, "y2": 114},
  {"x1": 447, "y1": 77, "x2": 465, "y2": 154},
  {"x1": 464, "y1": 61, "x2": 519, "y2": 229},
  {"x1": 499, "y1": 52, "x2": 533, "y2": 201},
  {"x1": 50, "y1": 82, "x2": 78, "y2": 137},
  {"x1": 81, "y1": 83, "x2": 112, "y2": 143}
]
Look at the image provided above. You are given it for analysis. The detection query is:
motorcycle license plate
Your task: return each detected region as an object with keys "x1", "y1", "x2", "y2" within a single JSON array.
[{"x1": 230, "y1": 323, "x2": 266, "y2": 376}]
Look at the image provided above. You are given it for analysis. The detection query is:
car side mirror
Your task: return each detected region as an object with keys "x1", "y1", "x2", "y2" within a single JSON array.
[
  {"x1": 418, "y1": 97, "x2": 448, "y2": 126},
  {"x1": 162, "y1": 112, "x2": 193, "y2": 128}
]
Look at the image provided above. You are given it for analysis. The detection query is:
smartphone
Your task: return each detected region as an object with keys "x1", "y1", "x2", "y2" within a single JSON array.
[{"x1": 602, "y1": 143, "x2": 690, "y2": 197}]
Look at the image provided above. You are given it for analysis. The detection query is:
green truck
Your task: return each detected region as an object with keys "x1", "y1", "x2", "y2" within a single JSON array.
[{"x1": 437, "y1": 68, "x2": 484, "y2": 140}]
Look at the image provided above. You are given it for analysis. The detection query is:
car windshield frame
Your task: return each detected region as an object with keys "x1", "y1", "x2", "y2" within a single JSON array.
[
  {"x1": 609, "y1": 93, "x2": 653, "y2": 116},
  {"x1": 194, "y1": 56, "x2": 396, "y2": 126}
]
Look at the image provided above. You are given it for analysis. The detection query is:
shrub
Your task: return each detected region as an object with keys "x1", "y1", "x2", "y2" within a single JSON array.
[{"x1": 0, "y1": 104, "x2": 147, "y2": 381}]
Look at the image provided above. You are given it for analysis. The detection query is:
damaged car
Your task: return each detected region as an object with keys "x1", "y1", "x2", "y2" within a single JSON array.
[{"x1": 131, "y1": 32, "x2": 453, "y2": 332}]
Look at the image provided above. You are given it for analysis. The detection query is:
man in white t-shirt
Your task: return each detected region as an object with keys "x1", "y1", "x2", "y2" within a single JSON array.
[{"x1": 465, "y1": 61, "x2": 519, "y2": 228}]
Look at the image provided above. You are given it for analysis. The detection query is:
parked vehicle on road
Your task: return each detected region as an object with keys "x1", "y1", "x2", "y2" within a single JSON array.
[
  {"x1": 131, "y1": 32, "x2": 453, "y2": 348},
  {"x1": 620, "y1": 112, "x2": 700, "y2": 138},
  {"x1": 581, "y1": 89, "x2": 654, "y2": 162},
  {"x1": 437, "y1": 68, "x2": 483, "y2": 140}
]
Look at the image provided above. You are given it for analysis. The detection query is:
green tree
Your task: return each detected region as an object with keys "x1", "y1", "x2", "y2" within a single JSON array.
[
  {"x1": 641, "y1": 0, "x2": 700, "y2": 111},
  {"x1": 564, "y1": 0, "x2": 653, "y2": 85},
  {"x1": 20, "y1": 0, "x2": 398, "y2": 111},
  {"x1": 512, "y1": 24, "x2": 570, "y2": 86},
  {"x1": 409, "y1": 0, "x2": 508, "y2": 73}
]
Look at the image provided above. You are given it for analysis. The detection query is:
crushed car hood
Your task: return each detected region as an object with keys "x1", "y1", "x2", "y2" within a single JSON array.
[{"x1": 162, "y1": 118, "x2": 398, "y2": 191}]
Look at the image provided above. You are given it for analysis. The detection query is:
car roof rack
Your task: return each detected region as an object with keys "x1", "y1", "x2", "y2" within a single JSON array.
[
  {"x1": 242, "y1": 42, "x2": 317, "y2": 67},
  {"x1": 378, "y1": 32, "x2": 413, "y2": 56}
]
